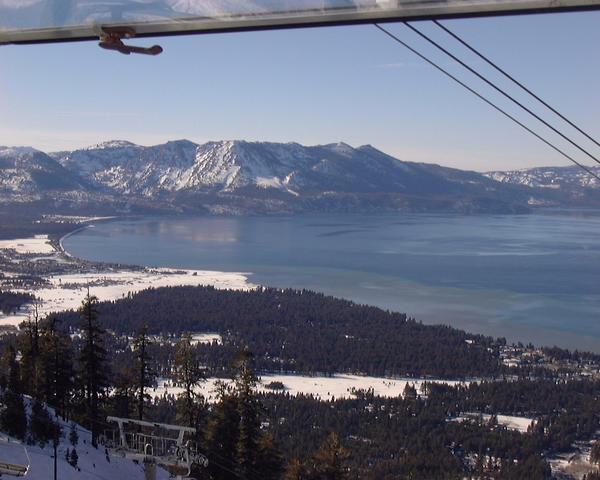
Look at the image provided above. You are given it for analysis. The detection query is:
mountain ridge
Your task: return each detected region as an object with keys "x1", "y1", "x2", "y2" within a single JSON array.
[{"x1": 1, "y1": 140, "x2": 598, "y2": 216}]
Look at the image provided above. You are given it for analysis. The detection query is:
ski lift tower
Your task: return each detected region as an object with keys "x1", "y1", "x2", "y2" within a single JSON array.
[{"x1": 105, "y1": 416, "x2": 208, "y2": 480}]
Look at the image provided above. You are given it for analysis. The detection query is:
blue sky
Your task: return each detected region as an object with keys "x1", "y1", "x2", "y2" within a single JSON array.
[{"x1": 1, "y1": 11, "x2": 600, "y2": 171}]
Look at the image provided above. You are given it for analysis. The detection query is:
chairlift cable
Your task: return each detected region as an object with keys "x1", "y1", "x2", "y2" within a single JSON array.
[
  {"x1": 432, "y1": 19, "x2": 600, "y2": 150},
  {"x1": 373, "y1": 24, "x2": 600, "y2": 182},
  {"x1": 207, "y1": 449, "x2": 264, "y2": 479},
  {"x1": 403, "y1": 21, "x2": 600, "y2": 167}
]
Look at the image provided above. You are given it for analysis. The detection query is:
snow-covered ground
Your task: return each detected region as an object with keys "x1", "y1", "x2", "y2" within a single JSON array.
[
  {"x1": 0, "y1": 235, "x2": 254, "y2": 327},
  {"x1": 549, "y1": 432, "x2": 600, "y2": 479},
  {"x1": 450, "y1": 412, "x2": 535, "y2": 433},
  {"x1": 0, "y1": 405, "x2": 169, "y2": 480},
  {"x1": 1, "y1": 268, "x2": 253, "y2": 327},
  {"x1": 0, "y1": 235, "x2": 55, "y2": 254},
  {"x1": 190, "y1": 333, "x2": 222, "y2": 345},
  {"x1": 154, "y1": 374, "x2": 469, "y2": 403}
]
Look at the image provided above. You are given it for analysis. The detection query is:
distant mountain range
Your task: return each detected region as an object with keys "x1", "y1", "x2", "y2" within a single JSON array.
[{"x1": 0, "y1": 140, "x2": 598, "y2": 216}]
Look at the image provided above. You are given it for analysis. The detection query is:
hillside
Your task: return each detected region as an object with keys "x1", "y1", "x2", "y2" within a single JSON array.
[
  {"x1": 0, "y1": 400, "x2": 169, "y2": 480},
  {"x1": 485, "y1": 165, "x2": 600, "y2": 206},
  {"x1": 0, "y1": 147, "x2": 88, "y2": 202},
  {"x1": 55, "y1": 285, "x2": 504, "y2": 378}
]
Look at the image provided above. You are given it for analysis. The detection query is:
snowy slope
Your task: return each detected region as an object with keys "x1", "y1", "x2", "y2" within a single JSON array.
[
  {"x1": 0, "y1": 146, "x2": 87, "y2": 194},
  {"x1": 51, "y1": 139, "x2": 518, "y2": 200},
  {"x1": 485, "y1": 165, "x2": 600, "y2": 190},
  {"x1": 53, "y1": 139, "x2": 317, "y2": 196},
  {"x1": 4, "y1": 139, "x2": 596, "y2": 213},
  {"x1": 0, "y1": 402, "x2": 169, "y2": 480}
]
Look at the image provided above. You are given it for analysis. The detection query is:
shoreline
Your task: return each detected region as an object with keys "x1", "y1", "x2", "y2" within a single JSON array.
[
  {"x1": 57, "y1": 225, "x2": 87, "y2": 257},
  {"x1": 57, "y1": 216, "x2": 600, "y2": 353},
  {"x1": 56, "y1": 215, "x2": 126, "y2": 258},
  {"x1": 0, "y1": 223, "x2": 256, "y2": 328},
  {"x1": 3, "y1": 213, "x2": 600, "y2": 355}
]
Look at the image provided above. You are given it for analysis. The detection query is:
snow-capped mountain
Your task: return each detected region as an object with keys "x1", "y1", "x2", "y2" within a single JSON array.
[
  {"x1": 49, "y1": 139, "x2": 532, "y2": 211},
  {"x1": 52, "y1": 140, "x2": 198, "y2": 196},
  {"x1": 1, "y1": 139, "x2": 597, "y2": 215},
  {"x1": 0, "y1": 146, "x2": 87, "y2": 195},
  {"x1": 485, "y1": 165, "x2": 600, "y2": 190}
]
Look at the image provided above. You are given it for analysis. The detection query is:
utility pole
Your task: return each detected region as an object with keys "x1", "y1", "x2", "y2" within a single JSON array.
[
  {"x1": 53, "y1": 436, "x2": 58, "y2": 480},
  {"x1": 144, "y1": 460, "x2": 157, "y2": 480}
]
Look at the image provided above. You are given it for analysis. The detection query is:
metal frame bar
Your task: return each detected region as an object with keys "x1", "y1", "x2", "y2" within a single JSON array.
[
  {"x1": 0, "y1": 437, "x2": 30, "y2": 477},
  {"x1": 106, "y1": 416, "x2": 196, "y2": 433},
  {"x1": 2, "y1": 0, "x2": 600, "y2": 45}
]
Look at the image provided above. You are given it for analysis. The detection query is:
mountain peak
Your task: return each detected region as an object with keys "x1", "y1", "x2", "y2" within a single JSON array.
[
  {"x1": 324, "y1": 142, "x2": 356, "y2": 156},
  {"x1": 358, "y1": 144, "x2": 382, "y2": 154},
  {"x1": 0, "y1": 146, "x2": 41, "y2": 157},
  {"x1": 7, "y1": 138, "x2": 594, "y2": 214},
  {"x1": 87, "y1": 140, "x2": 138, "y2": 150},
  {"x1": 164, "y1": 139, "x2": 197, "y2": 147}
]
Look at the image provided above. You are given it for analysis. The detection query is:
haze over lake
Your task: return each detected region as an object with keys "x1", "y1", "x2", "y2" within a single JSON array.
[{"x1": 63, "y1": 212, "x2": 600, "y2": 352}]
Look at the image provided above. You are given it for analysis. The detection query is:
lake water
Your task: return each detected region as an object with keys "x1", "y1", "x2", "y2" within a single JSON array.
[{"x1": 63, "y1": 212, "x2": 600, "y2": 352}]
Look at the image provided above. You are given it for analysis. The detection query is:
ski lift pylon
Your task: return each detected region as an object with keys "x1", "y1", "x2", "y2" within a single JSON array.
[{"x1": 104, "y1": 416, "x2": 208, "y2": 480}]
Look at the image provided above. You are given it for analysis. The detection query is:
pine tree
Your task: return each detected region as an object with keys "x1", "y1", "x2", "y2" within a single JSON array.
[
  {"x1": 204, "y1": 382, "x2": 240, "y2": 480},
  {"x1": 591, "y1": 441, "x2": 600, "y2": 465},
  {"x1": 133, "y1": 326, "x2": 155, "y2": 421},
  {"x1": 234, "y1": 349, "x2": 261, "y2": 479},
  {"x1": 204, "y1": 350, "x2": 282, "y2": 480},
  {"x1": 18, "y1": 302, "x2": 42, "y2": 397},
  {"x1": 69, "y1": 448, "x2": 79, "y2": 468},
  {"x1": 284, "y1": 458, "x2": 310, "y2": 480},
  {"x1": 309, "y1": 433, "x2": 349, "y2": 480},
  {"x1": 77, "y1": 292, "x2": 109, "y2": 447},
  {"x1": 29, "y1": 399, "x2": 57, "y2": 447},
  {"x1": 173, "y1": 333, "x2": 204, "y2": 428},
  {"x1": 39, "y1": 316, "x2": 74, "y2": 419},
  {"x1": 255, "y1": 433, "x2": 284, "y2": 480},
  {"x1": 403, "y1": 383, "x2": 418, "y2": 401},
  {"x1": 111, "y1": 367, "x2": 136, "y2": 419},
  {"x1": 0, "y1": 345, "x2": 27, "y2": 440},
  {"x1": 69, "y1": 423, "x2": 79, "y2": 446}
]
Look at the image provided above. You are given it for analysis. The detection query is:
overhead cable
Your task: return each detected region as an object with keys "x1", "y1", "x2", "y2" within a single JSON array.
[
  {"x1": 432, "y1": 19, "x2": 600, "y2": 150},
  {"x1": 404, "y1": 21, "x2": 600, "y2": 168},
  {"x1": 373, "y1": 23, "x2": 600, "y2": 182}
]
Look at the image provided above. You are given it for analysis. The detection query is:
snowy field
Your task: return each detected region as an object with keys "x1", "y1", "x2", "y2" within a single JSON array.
[
  {"x1": 190, "y1": 333, "x2": 223, "y2": 345},
  {"x1": 154, "y1": 374, "x2": 469, "y2": 403},
  {"x1": 0, "y1": 235, "x2": 254, "y2": 327},
  {"x1": 0, "y1": 235, "x2": 55, "y2": 254},
  {"x1": 0, "y1": 268, "x2": 253, "y2": 327},
  {"x1": 451, "y1": 412, "x2": 535, "y2": 433}
]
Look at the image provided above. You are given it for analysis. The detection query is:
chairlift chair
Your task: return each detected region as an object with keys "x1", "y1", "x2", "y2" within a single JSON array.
[{"x1": 0, "y1": 437, "x2": 30, "y2": 477}]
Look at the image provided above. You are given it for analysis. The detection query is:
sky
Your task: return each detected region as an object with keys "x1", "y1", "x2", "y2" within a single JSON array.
[{"x1": 1, "y1": 11, "x2": 600, "y2": 171}]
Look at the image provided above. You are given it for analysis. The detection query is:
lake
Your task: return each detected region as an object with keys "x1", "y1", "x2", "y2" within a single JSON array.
[{"x1": 63, "y1": 212, "x2": 600, "y2": 352}]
